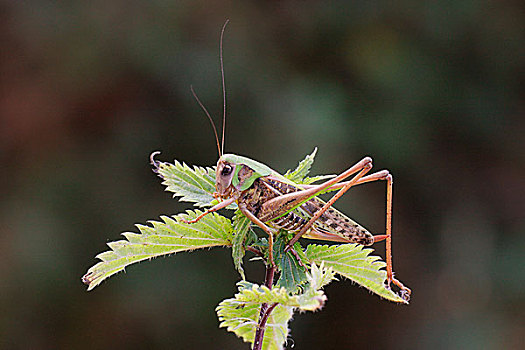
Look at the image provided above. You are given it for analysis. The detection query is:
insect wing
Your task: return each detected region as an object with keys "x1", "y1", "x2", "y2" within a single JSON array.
[
  {"x1": 259, "y1": 177, "x2": 374, "y2": 246},
  {"x1": 298, "y1": 197, "x2": 374, "y2": 246}
]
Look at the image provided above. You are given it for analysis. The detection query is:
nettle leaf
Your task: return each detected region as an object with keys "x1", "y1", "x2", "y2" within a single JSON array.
[
  {"x1": 232, "y1": 211, "x2": 251, "y2": 280},
  {"x1": 217, "y1": 267, "x2": 331, "y2": 350},
  {"x1": 155, "y1": 159, "x2": 217, "y2": 207},
  {"x1": 273, "y1": 235, "x2": 308, "y2": 293},
  {"x1": 297, "y1": 263, "x2": 335, "y2": 311},
  {"x1": 301, "y1": 174, "x2": 336, "y2": 185},
  {"x1": 217, "y1": 297, "x2": 293, "y2": 350},
  {"x1": 84, "y1": 151, "x2": 409, "y2": 349},
  {"x1": 216, "y1": 283, "x2": 294, "y2": 350},
  {"x1": 308, "y1": 262, "x2": 336, "y2": 290},
  {"x1": 283, "y1": 148, "x2": 336, "y2": 186},
  {"x1": 82, "y1": 211, "x2": 233, "y2": 291},
  {"x1": 284, "y1": 147, "x2": 318, "y2": 182},
  {"x1": 306, "y1": 244, "x2": 407, "y2": 303}
]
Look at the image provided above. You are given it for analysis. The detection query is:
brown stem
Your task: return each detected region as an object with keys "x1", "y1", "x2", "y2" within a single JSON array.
[
  {"x1": 253, "y1": 303, "x2": 278, "y2": 350},
  {"x1": 263, "y1": 263, "x2": 275, "y2": 288},
  {"x1": 245, "y1": 245, "x2": 264, "y2": 257},
  {"x1": 252, "y1": 263, "x2": 276, "y2": 350}
]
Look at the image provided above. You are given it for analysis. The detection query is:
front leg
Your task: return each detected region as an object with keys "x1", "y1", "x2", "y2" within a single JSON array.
[
  {"x1": 181, "y1": 196, "x2": 237, "y2": 224},
  {"x1": 238, "y1": 203, "x2": 276, "y2": 267}
]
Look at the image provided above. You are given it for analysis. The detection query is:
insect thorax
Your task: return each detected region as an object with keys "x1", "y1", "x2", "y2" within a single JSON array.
[{"x1": 238, "y1": 177, "x2": 278, "y2": 218}]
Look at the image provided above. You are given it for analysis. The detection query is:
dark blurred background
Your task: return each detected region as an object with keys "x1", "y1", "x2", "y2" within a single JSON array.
[{"x1": 1, "y1": 1, "x2": 524, "y2": 349}]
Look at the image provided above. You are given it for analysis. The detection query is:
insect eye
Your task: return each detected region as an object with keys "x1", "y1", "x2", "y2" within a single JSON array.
[{"x1": 221, "y1": 165, "x2": 233, "y2": 176}]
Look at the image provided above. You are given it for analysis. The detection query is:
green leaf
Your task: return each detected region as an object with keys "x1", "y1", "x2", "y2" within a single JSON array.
[
  {"x1": 308, "y1": 262, "x2": 336, "y2": 290},
  {"x1": 284, "y1": 147, "x2": 318, "y2": 182},
  {"x1": 216, "y1": 270, "x2": 331, "y2": 350},
  {"x1": 305, "y1": 244, "x2": 408, "y2": 303},
  {"x1": 216, "y1": 283, "x2": 294, "y2": 350},
  {"x1": 301, "y1": 174, "x2": 336, "y2": 185},
  {"x1": 296, "y1": 263, "x2": 335, "y2": 311},
  {"x1": 274, "y1": 234, "x2": 308, "y2": 293},
  {"x1": 232, "y1": 211, "x2": 251, "y2": 280},
  {"x1": 156, "y1": 160, "x2": 217, "y2": 207},
  {"x1": 217, "y1": 297, "x2": 293, "y2": 350},
  {"x1": 231, "y1": 284, "x2": 300, "y2": 305},
  {"x1": 82, "y1": 211, "x2": 233, "y2": 291}
]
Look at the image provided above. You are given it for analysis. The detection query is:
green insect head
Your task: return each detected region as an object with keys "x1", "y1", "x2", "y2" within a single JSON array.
[{"x1": 215, "y1": 154, "x2": 273, "y2": 199}]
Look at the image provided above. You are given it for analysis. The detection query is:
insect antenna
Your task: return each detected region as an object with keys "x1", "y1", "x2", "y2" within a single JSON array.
[
  {"x1": 189, "y1": 20, "x2": 230, "y2": 159},
  {"x1": 219, "y1": 19, "x2": 229, "y2": 156},
  {"x1": 190, "y1": 85, "x2": 222, "y2": 157}
]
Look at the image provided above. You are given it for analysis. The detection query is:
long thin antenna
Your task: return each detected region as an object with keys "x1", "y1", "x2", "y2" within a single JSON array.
[
  {"x1": 219, "y1": 19, "x2": 229, "y2": 156},
  {"x1": 191, "y1": 85, "x2": 222, "y2": 157}
]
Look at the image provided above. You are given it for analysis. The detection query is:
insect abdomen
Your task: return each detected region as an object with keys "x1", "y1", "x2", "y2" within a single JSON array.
[
  {"x1": 262, "y1": 178, "x2": 374, "y2": 246},
  {"x1": 271, "y1": 207, "x2": 373, "y2": 246},
  {"x1": 301, "y1": 199, "x2": 374, "y2": 245},
  {"x1": 272, "y1": 211, "x2": 308, "y2": 232}
]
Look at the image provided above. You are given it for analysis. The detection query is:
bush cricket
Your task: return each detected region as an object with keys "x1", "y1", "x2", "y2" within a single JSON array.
[{"x1": 156, "y1": 21, "x2": 411, "y2": 301}]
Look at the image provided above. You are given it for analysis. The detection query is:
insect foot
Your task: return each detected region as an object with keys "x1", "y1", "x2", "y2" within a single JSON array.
[
  {"x1": 400, "y1": 288, "x2": 411, "y2": 302},
  {"x1": 385, "y1": 278, "x2": 411, "y2": 302}
]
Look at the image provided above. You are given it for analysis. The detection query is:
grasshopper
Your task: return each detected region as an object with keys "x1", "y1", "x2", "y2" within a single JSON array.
[{"x1": 164, "y1": 21, "x2": 411, "y2": 301}]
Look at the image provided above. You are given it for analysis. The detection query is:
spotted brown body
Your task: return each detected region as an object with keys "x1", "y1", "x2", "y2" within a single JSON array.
[{"x1": 234, "y1": 165, "x2": 374, "y2": 246}]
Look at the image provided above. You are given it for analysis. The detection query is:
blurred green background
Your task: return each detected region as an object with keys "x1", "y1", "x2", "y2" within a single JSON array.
[{"x1": 1, "y1": 1, "x2": 523, "y2": 349}]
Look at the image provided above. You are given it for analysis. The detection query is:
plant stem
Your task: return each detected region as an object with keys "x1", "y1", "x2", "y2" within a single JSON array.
[
  {"x1": 263, "y1": 262, "x2": 275, "y2": 289},
  {"x1": 246, "y1": 245, "x2": 264, "y2": 257},
  {"x1": 252, "y1": 263, "x2": 276, "y2": 350},
  {"x1": 253, "y1": 303, "x2": 278, "y2": 349}
]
